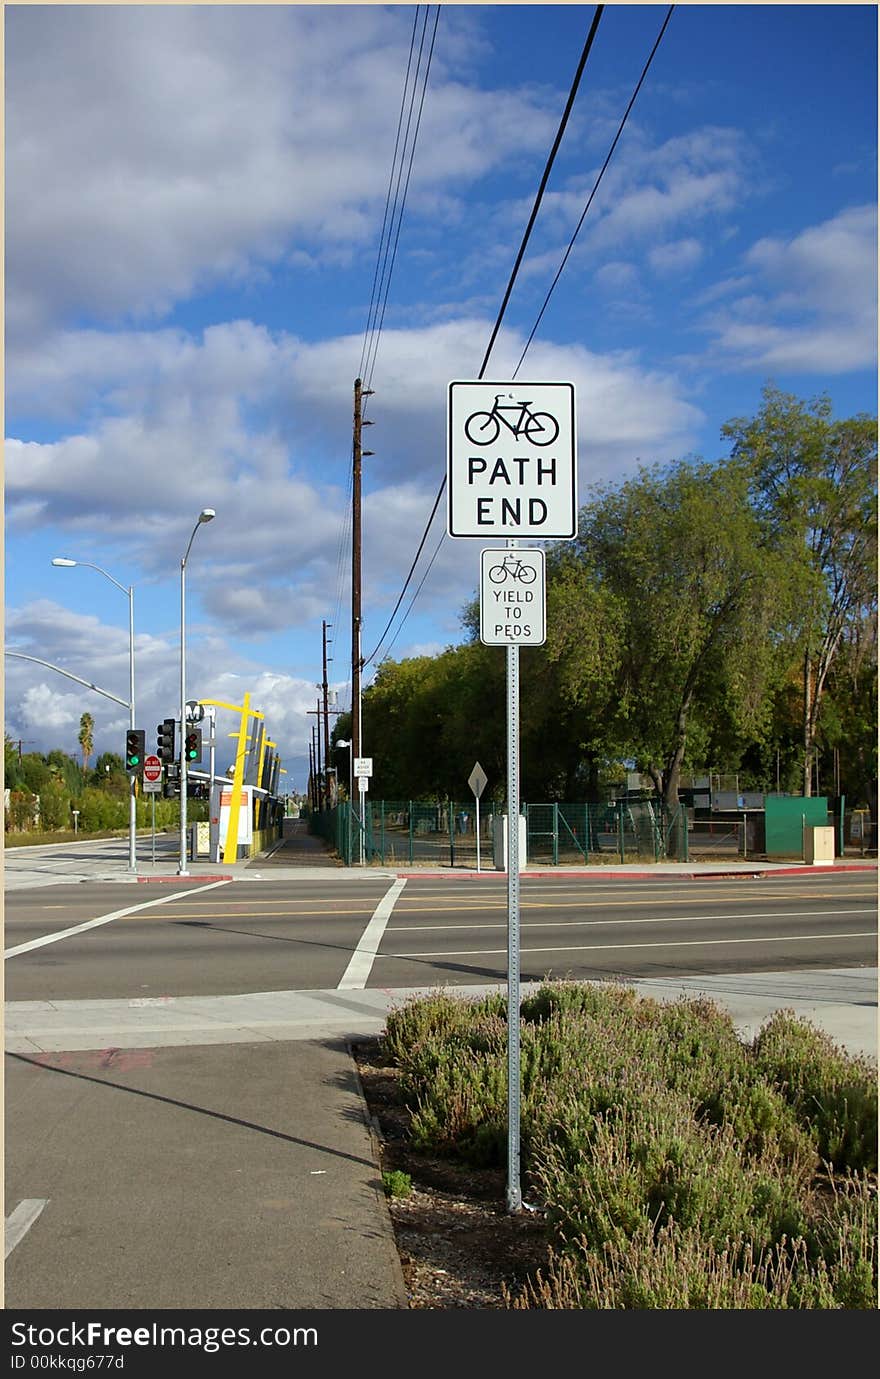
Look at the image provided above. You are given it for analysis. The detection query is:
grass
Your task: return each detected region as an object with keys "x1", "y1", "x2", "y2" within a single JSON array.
[
  {"x1": 5, "y1": 827, "x2": 173, "y2": 847},
  {"x1": 379, "y1": 981, "x2": 877, "y2": 1310}
]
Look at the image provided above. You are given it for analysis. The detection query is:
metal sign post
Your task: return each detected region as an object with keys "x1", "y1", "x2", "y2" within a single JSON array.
[
  {"x1": 468, "y1": 762, "x2": 488, "y2": 873},
  {"x1": 505, "y1": 540, "x2": 522, "y2": 1213},
  {"x1": 447, "y1": 376, "x2": 576, "y2": 1217}
]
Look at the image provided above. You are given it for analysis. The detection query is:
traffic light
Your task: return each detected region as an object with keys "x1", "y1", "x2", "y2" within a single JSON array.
[
  {"x1": 125, "y1": 728, "x2": 146, "y2": 773},
  {"x1": 157, "y1": 718, "x2": 176, "y2": 763},
  {"x1": 184, "y1": 728, "x2": 202, "y2": 763}
]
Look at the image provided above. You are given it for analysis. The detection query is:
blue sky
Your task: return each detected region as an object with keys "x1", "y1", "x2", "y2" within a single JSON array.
[{"x1": 4, "y1": 3, "x2": 877, "y2": 793}]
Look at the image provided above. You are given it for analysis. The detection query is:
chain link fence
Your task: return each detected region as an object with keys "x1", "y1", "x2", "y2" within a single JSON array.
[{"x1": 314, "y1": 798, "x2": 701, "y2": 867}]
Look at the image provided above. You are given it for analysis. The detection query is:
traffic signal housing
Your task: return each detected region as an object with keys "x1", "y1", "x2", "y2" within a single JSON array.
[
  {"x1": 157, "y1": 718, "x2": 176, "y2": 763},
  {"x1": 125, "y1": 728, "x2": 146, "y2": 773},
  {"x1": 184, "y1": 728, "x2": 202, "y2": 764}
]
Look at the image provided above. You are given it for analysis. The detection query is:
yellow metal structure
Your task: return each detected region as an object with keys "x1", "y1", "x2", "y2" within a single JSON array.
[{"x1": 198, "y1": 694, "x2": 264, "y2": 863}]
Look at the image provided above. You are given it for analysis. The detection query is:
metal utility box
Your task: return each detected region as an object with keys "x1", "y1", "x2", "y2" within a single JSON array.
[
  {"x1": 804, "y1": 825, "x2": 835, "y2": 865},
  {"x1": 492, "y1": 813, "x2": 527, "y2": 871}
]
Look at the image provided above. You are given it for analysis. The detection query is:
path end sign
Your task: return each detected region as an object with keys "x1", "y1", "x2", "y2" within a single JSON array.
[
  {"x1": 447, "y1": 380, "x2": 576, "y2": 539},
  {"x1": 468, "y1": 762, "x2": 488, "y2": 799},
  {"x1": 480, "y1": 548, "x2": 546, "y2": 646}
]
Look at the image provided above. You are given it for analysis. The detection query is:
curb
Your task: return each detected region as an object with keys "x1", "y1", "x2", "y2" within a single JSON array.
[
  {"x1": 394, "y1": 864, "x2": 877, "y2": 881},
  {"x1": 137, "y1": 874, "x2": 235, "y2": 883}
]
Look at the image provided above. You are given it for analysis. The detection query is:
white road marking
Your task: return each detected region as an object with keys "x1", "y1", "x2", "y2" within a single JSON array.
[
  {"x1": 387, "y1": 907, "x2": 876, "y2": 932},
  {"x1": 337, "y1": 878, "x2": 408, "y2": 990},
  {"x1": 5, "y1": 1199, "x2": 49, "y2": 1259},
  {"x1": 4, "y1": 881, "x2": 233, "y2": 959},
  {"x1": 382, "y1": 931, "x2": 874, "y2": 959}
]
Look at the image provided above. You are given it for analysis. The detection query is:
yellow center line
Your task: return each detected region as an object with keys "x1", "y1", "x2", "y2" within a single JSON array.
[{"x1": 128, "y1": 890, "x2": 877, "y2": 922}]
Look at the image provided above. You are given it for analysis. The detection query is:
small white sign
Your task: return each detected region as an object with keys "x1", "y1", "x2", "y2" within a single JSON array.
[
  {"x1": 479, "y1": 548, "x2": 546, "y2": 646},
  {"x1": 353, "y1": 757, "x2": 372, "y2": 777},
  {"x1": 468, "y1": 762, "x2": 488, "y2": 799},
  {"x1": 142, "y1": 776, "x2": 162, "y2": 794},
  {"x1": 448, "y1": 381, "x2": 576, "y2": 538},
  {"x1": 358, "y1": 776, "x2": 369, "y2": 792}
]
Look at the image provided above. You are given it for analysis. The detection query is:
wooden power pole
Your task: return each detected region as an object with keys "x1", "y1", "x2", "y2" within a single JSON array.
[
  {"x1": 322, "y1": 620, "x2": 332, "y2": 778},
  {"x1": 352, "y1": 377, "x2": 373, "y2": 765}
]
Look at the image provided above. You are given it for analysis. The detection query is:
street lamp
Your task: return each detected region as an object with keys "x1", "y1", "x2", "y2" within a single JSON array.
[
  {"x1": 52, "y1": 556, "x2": 137, "y2": 873},
  {"x1": 178, "y1": 509, "x2": 215, "y2": 875}
]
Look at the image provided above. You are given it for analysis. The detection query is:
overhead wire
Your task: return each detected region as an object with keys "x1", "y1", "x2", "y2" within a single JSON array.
[
  {"x1": 331, "y1": 6, "x2": 440, "y2": 721},
  {"x1": 363, "y1": 7, "x2": 441, "y2": 398},
  {"x1": 365, "y1": 3, "x2": 674, "y2": 666},
  {"x1": 512, "y1": 4, "x2": 675, "y2": 379},
  {"x1": 358, "y1": 7, "x2": 426, "y2": 384},
  {"x1": 362, "y1": 4, "x2": 606, "y2": 668}
]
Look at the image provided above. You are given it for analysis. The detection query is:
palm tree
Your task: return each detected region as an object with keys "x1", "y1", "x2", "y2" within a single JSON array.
[{"x1": 78, "y1": 712, "x2": 95, "y2": 772}]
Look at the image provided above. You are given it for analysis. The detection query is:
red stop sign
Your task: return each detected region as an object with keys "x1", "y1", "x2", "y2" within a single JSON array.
[{"x1": 143, "y1": 754, "x2": 162, "y2": 782}]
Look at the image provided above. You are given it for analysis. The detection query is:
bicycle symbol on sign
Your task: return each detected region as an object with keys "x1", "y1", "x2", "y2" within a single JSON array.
[
  {"x1": 487, "y1": 555, "x2": 537, "y2": 585},
  {"x1": 464, "y1": 393, "x2": 559, "y2": 447}
]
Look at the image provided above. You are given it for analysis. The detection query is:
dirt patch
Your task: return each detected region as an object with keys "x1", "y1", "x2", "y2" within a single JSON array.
[{"x1": 354, "y1": 1039, "x2": 551, "y2": 1309}]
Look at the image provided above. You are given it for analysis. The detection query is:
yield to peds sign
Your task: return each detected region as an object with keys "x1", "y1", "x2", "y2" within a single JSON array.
[
  {"x1": 480, "y1": 548, "x2": 545, "y2": 646},
  {"x1": 447, "y1": 381, "x2": 576, "y2": 538}
]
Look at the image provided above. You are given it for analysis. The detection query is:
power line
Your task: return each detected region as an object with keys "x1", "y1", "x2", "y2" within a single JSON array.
[
  {"x1": 513, "y1": 4, "x2": 675, "y2": 379},
  {"x1": 363, "y1": 5, "x2": 605, "y2": 668},
  {"x1": 358, "y1": 6, "x2": 440, "y2": 399},
  {"x1": 364, "y1": 7, "x2": 441, "y2": 397},
  {"x1": 358, "y1": 7, "x2": 425, "y2": 383},
  {"x1": 366, "y1": 5, "x2": 674, "y2": 664}
]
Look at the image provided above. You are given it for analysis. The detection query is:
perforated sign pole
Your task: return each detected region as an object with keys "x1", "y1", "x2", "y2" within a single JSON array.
[{"x1": 506, "y1": 536, "x2": 522, "y2": 1213}]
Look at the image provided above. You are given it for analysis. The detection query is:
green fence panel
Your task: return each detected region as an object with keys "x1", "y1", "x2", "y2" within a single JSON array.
[{"x1": 765, "y1": 795, "x2": 828, "y2": 858}]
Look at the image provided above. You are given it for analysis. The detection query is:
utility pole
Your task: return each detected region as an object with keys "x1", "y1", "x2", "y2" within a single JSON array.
[
  {"x1": 322, "y1": 620, "x2": 332, "y2": 781},
  {"x1": 351, "y1": 378, "x2": 373, "y2": 765}
]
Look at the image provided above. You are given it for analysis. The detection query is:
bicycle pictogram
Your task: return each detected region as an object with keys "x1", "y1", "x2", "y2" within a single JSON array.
[
  {"x1": 464, "y1": 393, "x2": 559, "y2": 447},
  {"x1": 487, "y1": 555, "x2": 537, "y2": 585}
]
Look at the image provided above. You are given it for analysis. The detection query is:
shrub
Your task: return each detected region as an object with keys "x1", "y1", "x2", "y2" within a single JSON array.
[
  {"x1": 750, "y1": 1011, "x2": 878, "y2": 1173},
  {"x1": 382, "y1": 1170, "x2": 412, "y2": 1199},
  {"x1": 379, "y1": 982, "x2": 877, "y2": 1309}
]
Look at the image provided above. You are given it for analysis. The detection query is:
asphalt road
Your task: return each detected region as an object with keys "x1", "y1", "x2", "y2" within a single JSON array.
[
  {"x1": 5, "y1": 871, "x2": 877, "y2": 1000},
  {"x1": 4, "y1": 865, "x2": 876, "y2": 1315}
]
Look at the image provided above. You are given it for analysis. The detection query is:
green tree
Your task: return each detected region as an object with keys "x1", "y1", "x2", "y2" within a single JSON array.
[
  {"x1": 575, "y1": 456, "x2": 791, "y2": 810},
  {"x1": 4, "y1": 735, "x2": 25, "y2": 790},
  {"x1": 46, "y1": 749, "x2": 83, "y2": 796},
  {"x1": 78, "y1": 712, "x2": 95, "y2": 772},
  {"x1": 722, "y1": 386, "x2": 877, "y2": 796},
  {"x1": 38, "y1": 777, "x2": 70, "y2": 832},
  {"x1": 19, "y1": 752, "x2": 53, "y2": 797}
]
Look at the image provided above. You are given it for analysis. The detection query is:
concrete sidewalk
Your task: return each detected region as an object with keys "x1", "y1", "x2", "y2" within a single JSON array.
[{"x1": 4, "y1": 843, "x2": 876, "y2": 1310}]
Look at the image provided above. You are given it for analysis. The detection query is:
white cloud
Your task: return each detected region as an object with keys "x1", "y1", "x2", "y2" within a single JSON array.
[
  {"x1": 4, "y1": 600, "x2": 325, "y2": 789},
  {"x1": 537, "y1": 127, "x2": 746, "y2": 259},
  {"x1": 705, "y1": 204, "x2": 877, "y2": 373},
  {"x1": 595, "y1": 261, "x2": 640, "y2": 292},
  {"x1": 649, "y1": 238, "x2": 703, "y2": 276},
  {"x1": 5, "y1": 5, "x2": 558, "y2": 346}
]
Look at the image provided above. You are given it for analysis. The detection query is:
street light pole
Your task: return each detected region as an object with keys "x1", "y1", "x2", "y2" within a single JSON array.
[
  {"x1": 178, "y1": 509, "x2": 216, "y2": 876},
  {"x1": 52, "y1": 557, "x2": 137, "y2": 873}
]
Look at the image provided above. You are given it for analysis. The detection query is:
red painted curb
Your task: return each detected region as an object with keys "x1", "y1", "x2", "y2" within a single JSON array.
[
  {"x1": 137, "y1": 875, "x2": 234, "y2": 883},
  {"x1": 396, "y1": 864, "x2": 877, "y2": 881}
]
